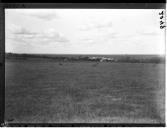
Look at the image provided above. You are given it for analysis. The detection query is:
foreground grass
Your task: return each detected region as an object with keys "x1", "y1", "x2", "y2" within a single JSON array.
[{"x1": 5, "y1": 59, "x2": 165, "y2": 123}]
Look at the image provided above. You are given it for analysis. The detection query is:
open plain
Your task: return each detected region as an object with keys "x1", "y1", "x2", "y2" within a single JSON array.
[{"x1": 5, "y1": 55, "x2": 165, "y2": 123}]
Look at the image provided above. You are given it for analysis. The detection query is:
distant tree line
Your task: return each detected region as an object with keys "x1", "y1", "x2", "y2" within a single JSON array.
[
  {"x1": 116, "y1": 56, "x2": 165, "y2": 63},
  {"x1": 5, "y1": 53, "x2": 165, "y2": 64}
]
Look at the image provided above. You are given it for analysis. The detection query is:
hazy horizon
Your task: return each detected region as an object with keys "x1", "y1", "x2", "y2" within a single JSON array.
[{"x1": 5, "y1": 52, "x2": 165, "y2": 56}]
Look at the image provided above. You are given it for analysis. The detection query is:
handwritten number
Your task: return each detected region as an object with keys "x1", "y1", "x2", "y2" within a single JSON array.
[
  {"x1": 159, "y1": 10, "x2": 165, "y2": 29},
  {"x1": 160, "y1": 21, "x2": 164, "y2": 25},
  {"x1": 159, "y1": 11, "x2": 164, "y2": 15},
  {"x1": 160, "y1": 16, "x2": 163, "y2": 19},
  {"x1": 160, "y1": 26, "x2": 165, "y2": 29}
]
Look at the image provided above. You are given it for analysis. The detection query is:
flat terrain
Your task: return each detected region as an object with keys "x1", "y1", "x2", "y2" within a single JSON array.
[{"x1": 5, "y1": 58, "x2": 165, "y2": 123}]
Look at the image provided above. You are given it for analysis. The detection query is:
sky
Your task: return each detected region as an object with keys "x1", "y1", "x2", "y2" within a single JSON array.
[{"x1": 5, "y1": 9, "x2": 165, "y2": 55}]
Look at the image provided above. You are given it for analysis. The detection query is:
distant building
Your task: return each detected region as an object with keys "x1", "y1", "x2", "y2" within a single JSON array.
[{"x1": 88, "y1": 56, "x2": 114, "y2": 62}]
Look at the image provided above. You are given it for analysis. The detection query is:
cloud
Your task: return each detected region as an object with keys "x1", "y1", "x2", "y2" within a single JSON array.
[
  {"x1": 80, "y1": 38, "x2": 95, "y2": 44},
  {"x1": 78, "y1": 22, "x2": 112, "y2": 31},
  {"x1": 29, "y1": 13, "x2": 58, "y2": 21},
  {"x1": 13, "y1": 27, "x2": 37, "y2": 36},
  {"x1": 14, "y1": 9, "x2": 59, "y2": 21},
  {"x1": 96, "y1": 22, "x2": 112, "y2": 29},
  {"x1": 78, "y1": 25, "x2": 118, "y2": 46},
  {"x1": 41, "y1": 29, "x2": 69, "y2": 43},
  {"x1": 137, "y1": 26, "x2": 160, "y2": 36},
  {"x1": 7, "y1": 26, "x2": 69, "y2": 45}
]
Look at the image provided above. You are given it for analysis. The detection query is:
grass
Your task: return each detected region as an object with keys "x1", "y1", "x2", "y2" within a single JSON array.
[{"x1": 5, "y1": 58, "x2": 165, "y2": 123}]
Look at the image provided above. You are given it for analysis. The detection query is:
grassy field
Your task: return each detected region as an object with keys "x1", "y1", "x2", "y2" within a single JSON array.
[{"x1": 5, "y1": 57, "x2": 165, "y2": 123}]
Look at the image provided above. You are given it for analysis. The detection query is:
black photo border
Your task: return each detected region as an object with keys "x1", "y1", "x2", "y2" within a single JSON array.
[{"x1": 0, "y1": 2, "x2": 166, "y2": 127}]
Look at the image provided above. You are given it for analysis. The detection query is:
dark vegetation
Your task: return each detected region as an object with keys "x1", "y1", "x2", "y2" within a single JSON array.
[
  {"x1": 5, "y1": 53, "x2": 165, "y2": 63},
  {"x1": 5, "y1": 53, "x2": 165, "y2": 123}
]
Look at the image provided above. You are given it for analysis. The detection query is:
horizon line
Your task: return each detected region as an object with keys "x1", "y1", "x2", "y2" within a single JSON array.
[{"x1": 5, "y1": 52, "x2": 165, "y2": 56}]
